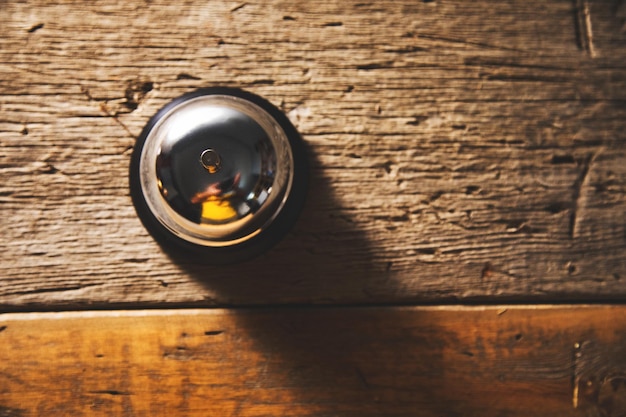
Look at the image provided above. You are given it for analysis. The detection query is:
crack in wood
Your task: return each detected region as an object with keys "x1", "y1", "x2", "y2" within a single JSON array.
[
  {"x1": 354, "y1": 366, "x2": 371, "y2": 389},
  {"x1": 230, "y1": 2, "x2": 247, "y2": 12},
  {"x1": 414, "y1": 32, "x2": 524, "y2": 52},
  {"x1": 27, "y1": 23, "x2": 44, "y2": 33},
  {"x1": 569, "y1": 151, "x2": 601, "y2": 239},
  {"x1": 88, "y1": 390, "x2": 132, "y2": 396},
  {"x1": 574, "y1": 0, "x2": 596, "y2": 57},
  {"x1": 569, "y1": 156, "x2": 591, "y2": 239},
  {"x1": 573, "y1": 341, "x2": 583, "y2": 408},
  {"x1": 123, "y1": 81, "x2": 153, "y2": 111},
  {"x1": 0, "y1": 405, "x2": 26, "y2": 417},
  {"x1": 99, "y1": 103, "x2": 134, "y2": 139},
  {"x1": 80, "y1": 86, "x2": 139, "y2": 139},
  {"x1": 573, "y1": 339, "x2": 626, "y2": 415},
  {"x1": 6, "y1": 284, "x2": 100, "y2": 297}
]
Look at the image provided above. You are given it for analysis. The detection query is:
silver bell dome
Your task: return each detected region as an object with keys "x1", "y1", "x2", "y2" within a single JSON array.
[{"x1": 130, "y1": 88, "x2": 307, "y2": 260}]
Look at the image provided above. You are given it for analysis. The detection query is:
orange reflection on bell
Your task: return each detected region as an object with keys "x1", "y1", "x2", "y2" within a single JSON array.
[
  {"x1": 190, "y1": 173, "x2": 241, "y2": 223},
  {"x1": 200, "y1": 197, "x2": 237, "y2": 222}
]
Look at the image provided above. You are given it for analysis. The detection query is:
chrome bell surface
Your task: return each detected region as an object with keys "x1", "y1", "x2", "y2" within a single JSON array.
[{"x1": 130, "y1": 88, "x2": 308, "y2": 262}]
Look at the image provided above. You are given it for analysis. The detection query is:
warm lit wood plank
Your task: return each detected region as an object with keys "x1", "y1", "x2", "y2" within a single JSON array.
[{"x1": 1, "y1": 306, "x2": 625, "y2": 416}]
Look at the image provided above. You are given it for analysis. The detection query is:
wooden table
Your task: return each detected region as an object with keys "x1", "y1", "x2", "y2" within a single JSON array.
[{"x1": 1, "y1": 0, "x2": 625, "y2": 415}]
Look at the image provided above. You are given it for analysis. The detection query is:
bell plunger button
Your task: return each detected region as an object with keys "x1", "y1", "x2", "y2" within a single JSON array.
[
  {"x1": 200, "y1": 149, "x2": 222, "y2": 174},
  {"x1": 129, "y1": 87, "x2": 308, "y2": 263}
]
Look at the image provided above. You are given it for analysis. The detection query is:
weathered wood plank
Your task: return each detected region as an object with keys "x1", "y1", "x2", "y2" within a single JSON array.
[
  {"x1": 1, "y1": 306, "x2": 625, "y2": 416},
  {"x1": 1, "y1": 0, "x2": 625, "y2": 308}
]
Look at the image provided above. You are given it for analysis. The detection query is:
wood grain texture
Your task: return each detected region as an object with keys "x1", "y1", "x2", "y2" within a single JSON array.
[
  {"x1": 1, "y1": 306, "x2": 625, "y2": 417},
  {"x1": 1, "y1": 0, "x2": 626, "y2": 308}
]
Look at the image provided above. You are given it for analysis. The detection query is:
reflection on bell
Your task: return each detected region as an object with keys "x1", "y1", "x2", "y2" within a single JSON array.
[
  {"x1": 191, "y1": 172, "x2": 240, "y2": 224},
  {"x1": 129, "y1": 87, "x2": 308, "y2": 263}
]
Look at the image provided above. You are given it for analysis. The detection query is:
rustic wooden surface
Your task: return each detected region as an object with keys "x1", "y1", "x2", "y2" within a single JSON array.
[
  {"x1": 2, "y1": 3, "x2": 626, "y2": 415},
  {"x1": 0, "y1": 306, "x2": 625, "y2": 417},
  {"x1": 1, "y1": 0, "x2": 625, "y2": 308}
]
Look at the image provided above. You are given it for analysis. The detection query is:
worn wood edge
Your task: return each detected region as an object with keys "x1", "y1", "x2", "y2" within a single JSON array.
[
  {"x1": 1, "y1": 305, "x2": 625, "y2": 416},
  {"x1": 3, "y1": 298, "x2": 626, "y2": 314},
  {"x1": 0, "y1": 303, "x2": 620, "y2": 320}
]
